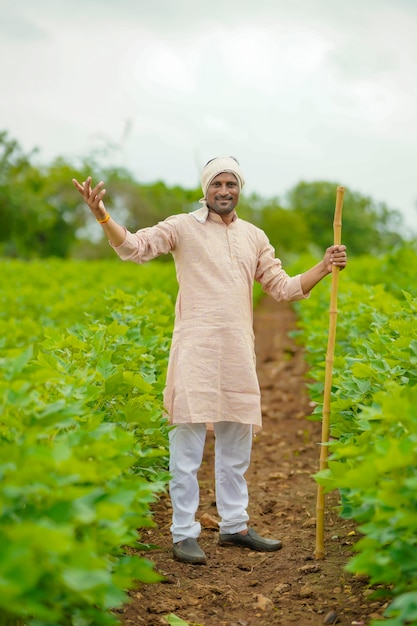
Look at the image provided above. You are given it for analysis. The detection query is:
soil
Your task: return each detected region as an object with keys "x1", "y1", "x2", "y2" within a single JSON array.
[{"x1": 120, "y1": 297, "x2": 387, "y2": 626}]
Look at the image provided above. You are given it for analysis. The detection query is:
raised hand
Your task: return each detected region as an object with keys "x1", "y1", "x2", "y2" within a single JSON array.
[{"x1": 72, "y1": 176, "x2": 107, "y2": 221}]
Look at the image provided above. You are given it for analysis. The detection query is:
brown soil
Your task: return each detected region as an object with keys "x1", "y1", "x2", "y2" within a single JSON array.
[{"x1": 121, "y1": 297, "x2": 387, "y2": 626}]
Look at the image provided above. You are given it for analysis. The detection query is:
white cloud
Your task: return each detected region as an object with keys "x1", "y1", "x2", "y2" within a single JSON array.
[{"x1": 0, "y1": 0, "x2": 416, "y2": 231}]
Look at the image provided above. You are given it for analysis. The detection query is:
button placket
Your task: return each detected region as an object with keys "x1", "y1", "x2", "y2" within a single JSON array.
[{"x1": 226, "y1": 227, "x2": 240, "y2": 279}]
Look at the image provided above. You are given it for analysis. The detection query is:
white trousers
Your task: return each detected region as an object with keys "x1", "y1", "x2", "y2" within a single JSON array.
[{"x1": 168, "y1": 422, "x2": 252, "y2": 543}]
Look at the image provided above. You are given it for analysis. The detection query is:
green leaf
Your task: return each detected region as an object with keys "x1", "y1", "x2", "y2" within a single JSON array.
[
  {"x1": 385, "y1": 592, "x2": 417, "y2": 621},
  {"x1": 5, "y1": 345, "x2": 33, "y2": 378},
  {"x1": 62, "y1": 568, "x2": 111, "y2": 592},
  {"x1": 123, "y1": 370, "x2": 153, "y2": 392}
]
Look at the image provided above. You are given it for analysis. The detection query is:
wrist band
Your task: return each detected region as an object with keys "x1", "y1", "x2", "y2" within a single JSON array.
[{"x1": 97, "y1": 213, "x2": 111, "y2": 224}]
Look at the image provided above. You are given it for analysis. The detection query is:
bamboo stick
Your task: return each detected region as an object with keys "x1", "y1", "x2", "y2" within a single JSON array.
[{"x1": 315, "y1": 185, "x2": 345, "y2": 560}]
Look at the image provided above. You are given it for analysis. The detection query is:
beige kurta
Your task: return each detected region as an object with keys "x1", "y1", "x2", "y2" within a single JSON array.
[{"x1": 111, "y1": 207, "x2": 308, "y2": 431}]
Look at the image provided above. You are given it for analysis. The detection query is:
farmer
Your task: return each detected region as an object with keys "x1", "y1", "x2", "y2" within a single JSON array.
[{"x1": 73, "y1": 157, "x2": 347, "y2": 565}]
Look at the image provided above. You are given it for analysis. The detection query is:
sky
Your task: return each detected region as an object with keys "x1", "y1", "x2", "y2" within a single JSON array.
[{"x1": 1, "y1": 0, "x2": 416, "y2": 233}]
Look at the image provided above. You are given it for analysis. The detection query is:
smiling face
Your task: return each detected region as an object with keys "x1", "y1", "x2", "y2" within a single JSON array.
[{"x1": 206, "y1": 172, "x2": 240, "y2": 222}]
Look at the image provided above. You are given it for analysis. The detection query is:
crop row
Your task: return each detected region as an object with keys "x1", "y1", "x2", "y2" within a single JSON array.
[
  {"x1": 291, "y1": 246, "x2": 417, "y2": 626},
  {"x1": 0, "y1": 260, "x2": 177, "y2": 625}
]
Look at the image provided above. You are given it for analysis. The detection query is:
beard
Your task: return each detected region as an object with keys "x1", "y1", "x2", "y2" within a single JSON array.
[{"x1": 207, "y1": 198, "x2": 237, "y2": 215}]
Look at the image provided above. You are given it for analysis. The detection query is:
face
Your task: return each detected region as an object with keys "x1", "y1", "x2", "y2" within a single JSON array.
[{"x1": 206, "y1": 172, "x2": 240, "y2": 219}]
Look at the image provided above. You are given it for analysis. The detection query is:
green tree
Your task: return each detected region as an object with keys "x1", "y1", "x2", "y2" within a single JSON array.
[
  {"x1": 236, "y1": 194, "x2": 311, "y2": 261},
  {"x1": 73, "y1": 167, "x2": 202, "y2": 259},
  {"x1": 0, "y1": 132, "x2": 85, "y2": 258},
  {"x1": 256, "y1": 205, "x2": 310, "y2": 258},
  {"x1": 0, "y1": 130, "x2": 37, "y2": 256},
  {"x1": 287, "y1": 181, "x2": 404, "y2": 255},
  {"x1": 103, "y1": 169, "x2": 201, "y2": 231},
  {"x1": 0, "y1": 130, "x2": 407, "y2": 261}
]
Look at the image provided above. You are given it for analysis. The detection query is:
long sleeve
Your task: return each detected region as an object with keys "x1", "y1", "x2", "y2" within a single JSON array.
[
  {"x1": 255, "y1": 234, "x2": 309, "y2": 302},
  {"x1": 110, "y1": 217, "x2": 177, "y2": 263}
]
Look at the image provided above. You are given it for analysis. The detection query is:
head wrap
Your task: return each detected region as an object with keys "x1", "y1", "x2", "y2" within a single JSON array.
[{"x1": 200, "y1": 156, "x2": 245, "y2": 198}]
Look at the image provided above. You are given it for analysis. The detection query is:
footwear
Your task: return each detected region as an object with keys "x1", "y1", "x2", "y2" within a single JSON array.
[
  {"x1": 172, "y1": 538, "x2": 207, "y2": 564},
  {"x1": 218, "y1": 527, "x2": 282, "y2": 552}
]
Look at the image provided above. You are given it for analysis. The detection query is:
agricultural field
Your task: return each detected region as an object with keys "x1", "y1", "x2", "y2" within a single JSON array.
[
  {"x1": 1, "y1": 246, "x2": 417, "y2": 626},
  {"x1": 291, "y1": 245, "x2": 417, "y2": 626},
  {"x1": 0, "y1": 259, "x2": 177, "y2": 625}
]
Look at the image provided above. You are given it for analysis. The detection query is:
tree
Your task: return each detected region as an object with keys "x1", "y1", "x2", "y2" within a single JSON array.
[
  {"x1": 0, "y1": 130, "x2": 406, "y2": 260},
  {"x1": 286, "y1": 181, "x2": 404, "y2": 255},
  {"x1": 253, "y1": 204, "x2": 311, "y2": 258},
  {"x1": 0, "y1": 131, "x2": 37, "y2": 256},
  {"x1": 0, "y1": 132, "x2": 85, "y2": 258},
  {"x1": 73, "y1": 167, "x2": 202, "y2": 259}
]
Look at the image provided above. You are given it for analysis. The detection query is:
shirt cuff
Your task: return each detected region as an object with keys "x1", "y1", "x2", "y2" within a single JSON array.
[{"x1": 293, "y1": 274, "x2": 310, "y2": 300}]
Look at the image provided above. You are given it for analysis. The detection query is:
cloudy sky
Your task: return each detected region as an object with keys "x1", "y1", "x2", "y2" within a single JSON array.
[{"x1": 1, "y1": 0, "x2": 416, "y2": 232}]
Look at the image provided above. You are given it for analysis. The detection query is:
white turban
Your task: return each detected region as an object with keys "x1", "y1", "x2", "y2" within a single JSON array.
[{"x1": 200, "y1": 156, "x2": 245, "y2": 198}]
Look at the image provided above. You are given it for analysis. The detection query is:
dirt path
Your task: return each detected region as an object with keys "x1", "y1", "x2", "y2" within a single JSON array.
[{"x1": 121, "y1": 297, "x2": 386, "y2": 626}]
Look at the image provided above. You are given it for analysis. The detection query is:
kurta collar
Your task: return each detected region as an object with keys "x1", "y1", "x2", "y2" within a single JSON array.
[
  {"x1": 189, "y1": 206, "x2": 238, "y2": 225},
  {"x1": 190, "y1": 206, "x2": 209, "y2": 223}
]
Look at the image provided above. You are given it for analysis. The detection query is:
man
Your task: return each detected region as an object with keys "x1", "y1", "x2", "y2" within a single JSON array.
[{"x1": 73, "y1": 156, "x2": 347, "y2": 565}]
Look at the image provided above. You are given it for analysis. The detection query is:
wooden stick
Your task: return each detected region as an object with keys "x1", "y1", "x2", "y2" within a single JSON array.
[{"x1": 315, "y1": 185, "x2": 345, "y2": 560}]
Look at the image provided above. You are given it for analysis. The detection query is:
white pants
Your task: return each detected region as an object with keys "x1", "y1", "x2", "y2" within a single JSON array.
[{"x1": 168, "y1": 422, "x2": 252, "y2": 543}]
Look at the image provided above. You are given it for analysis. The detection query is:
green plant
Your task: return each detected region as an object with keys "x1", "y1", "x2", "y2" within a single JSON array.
[
  {"x1": 290, "y1": 249, "x2": 417, "y2": 626},
  {"x1": 0, "y1": 262, "x2": 177, "y2": 625}
]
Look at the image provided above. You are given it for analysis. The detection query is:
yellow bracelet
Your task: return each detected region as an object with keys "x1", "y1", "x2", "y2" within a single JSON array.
[{"x1": 97, "y1": 213, "x2": 111, "y2": 224}]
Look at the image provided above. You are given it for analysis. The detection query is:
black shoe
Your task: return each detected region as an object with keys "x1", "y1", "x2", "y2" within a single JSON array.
[
  {"x1": 172, "y1": 538, "x2": 207, "y2": 564},
  {"x1": 218, "y1": 527, "x2": 282, "y2": 552}
]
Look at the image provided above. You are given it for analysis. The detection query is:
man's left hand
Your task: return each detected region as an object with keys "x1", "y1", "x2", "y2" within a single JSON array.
[{"x1": 323, "y1": 245, "x2": 347, "y2": 274}]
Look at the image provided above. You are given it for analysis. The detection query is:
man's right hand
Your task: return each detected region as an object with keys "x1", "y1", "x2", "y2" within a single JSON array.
[
  {"x1": 72, "y1": 176, "x2": 107, "y2": 221},
  {"x1": 72, "y1": 176, "x2": 127, "y2": 246}
]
